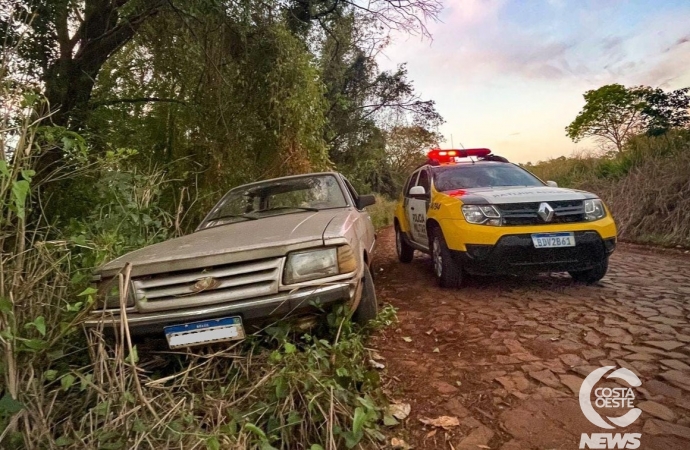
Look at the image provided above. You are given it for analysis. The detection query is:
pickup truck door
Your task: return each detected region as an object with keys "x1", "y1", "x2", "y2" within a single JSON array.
[{"x1": 407, "y1": 169, "x2": 430, "y2": 247}]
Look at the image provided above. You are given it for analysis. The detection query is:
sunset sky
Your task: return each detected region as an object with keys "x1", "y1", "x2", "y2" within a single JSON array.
[{"x1": 378, "y1": 0, "x2": 690, "y2": 163}]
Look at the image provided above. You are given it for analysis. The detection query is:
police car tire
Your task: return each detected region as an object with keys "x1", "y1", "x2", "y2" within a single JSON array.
[
  {"x1": 569, "y1": 258, "x2": 609, "y2": 284},
  {"x1": 431, "y1": 228, "x2": 463, "y2": 288},
  {"x1": 354, "y1": 264, "x2": 378, "y2": 325},
  {"x1": 395, "y1": 224, "x2": 414, "y2": 263}
]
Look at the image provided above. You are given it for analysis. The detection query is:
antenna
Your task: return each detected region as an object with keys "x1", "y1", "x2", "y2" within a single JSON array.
[{"x1": 450, "y1": 134, "x2": 454, "y2": 148}]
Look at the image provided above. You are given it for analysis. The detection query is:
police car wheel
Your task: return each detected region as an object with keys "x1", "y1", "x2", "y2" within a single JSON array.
[
  {"x1": 395, "y1": 224, "x2": 414, "y2": 263},
  {"x1": 353, "y1": 264, "x2": 378, "y2": 325},
  {"x1": 569, "y1": 258, "x2": 609, "y2": 284},
  {"x1": 431, "y1": 228, "x2": 463, "y2": 288}
]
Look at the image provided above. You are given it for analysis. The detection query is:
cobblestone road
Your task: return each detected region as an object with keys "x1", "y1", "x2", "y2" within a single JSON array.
[{"x1": 371, "y1": 227, "x2": 690, "y2": 449}]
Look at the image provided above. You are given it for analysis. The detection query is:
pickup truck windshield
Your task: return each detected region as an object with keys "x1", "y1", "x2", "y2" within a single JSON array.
[
  {"x1": 202, "y1": 175, "x2": 347, "y2": 227},
  {"x1": 433, "y1": 164, "x2": 544, "y2": 191}
]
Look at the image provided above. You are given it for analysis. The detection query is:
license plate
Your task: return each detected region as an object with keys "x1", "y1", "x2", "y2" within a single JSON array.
[
  {"x1": 531, "y1": 232, "x2": 575, "y2": 248},
  {"x1": 164, "y1": 316, "x2": 245, "y2": 349}
]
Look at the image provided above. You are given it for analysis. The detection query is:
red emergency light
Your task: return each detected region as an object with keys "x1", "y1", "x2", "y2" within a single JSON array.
[{"x1": 427, "y1": 148, "x2": 491, "y2": 164}]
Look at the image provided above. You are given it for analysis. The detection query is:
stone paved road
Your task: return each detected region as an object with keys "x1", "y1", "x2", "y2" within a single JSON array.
[{"x1": 370, "y1": 227, "x2": 690, "y2": 450}]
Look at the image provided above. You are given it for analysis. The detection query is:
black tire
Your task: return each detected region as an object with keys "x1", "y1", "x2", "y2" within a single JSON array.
[
  {"x1": 569, "y1": 258, "x2": 609, "y2": 284},
  {"x1": 395, "y1": 223, "x2": 414, "y2": 263},
  {"x1": 430, "y1": 227, "x2": 463, "y2": 288},
  {"x1": 353, "y1": 264, "x2": 378, "y2": 326}
]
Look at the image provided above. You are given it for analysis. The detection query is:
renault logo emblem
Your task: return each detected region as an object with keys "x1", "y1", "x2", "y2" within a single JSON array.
[{"x1": 537, "y1": 202, "x2": 555, "y2": 222}]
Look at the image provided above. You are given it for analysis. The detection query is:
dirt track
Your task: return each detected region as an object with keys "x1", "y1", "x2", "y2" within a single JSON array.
[{"x1": 370, "y1": 226, "x2": 690, "y2": 450}]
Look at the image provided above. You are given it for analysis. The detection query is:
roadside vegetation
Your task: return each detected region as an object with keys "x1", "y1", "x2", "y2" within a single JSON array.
[
  {"x1": 1, "y1": 1, "x2": 422, "y2": 448},
  {"x1": 529, "y1": 83, "x2": 690, "y2": 247}
]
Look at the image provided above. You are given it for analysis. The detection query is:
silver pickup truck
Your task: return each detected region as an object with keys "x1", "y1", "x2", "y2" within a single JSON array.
[{"x1": 85, "y1": 172, "x2": 378, "y2": 349}]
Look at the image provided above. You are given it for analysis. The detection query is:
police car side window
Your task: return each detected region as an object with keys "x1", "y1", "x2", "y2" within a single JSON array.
[
  {"x1": 405, "y1": 171, "x2": 419, "y2": 197},
  {"x1": 417, "y1": 169, "x2": 430, "y2": 192}
]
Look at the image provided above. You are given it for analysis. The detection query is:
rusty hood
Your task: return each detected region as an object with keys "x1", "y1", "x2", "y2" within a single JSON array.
[{"x1": 98, "y1": 209, "x2": 348, "y2": 278}]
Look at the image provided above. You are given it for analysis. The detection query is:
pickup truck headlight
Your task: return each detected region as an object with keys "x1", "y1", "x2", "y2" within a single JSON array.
[
  {"x1": 284, "y1": 246, "x2": 356, "y2": 284},
  {"x1": 461, "y1": 205, "x2": 502, "y2": 226},
  {"x1": 584, "y1": 199, "x2": 607, "y2": 221}
]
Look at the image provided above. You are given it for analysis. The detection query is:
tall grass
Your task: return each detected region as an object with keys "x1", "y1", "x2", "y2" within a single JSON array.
[
  {"x1": 366, "y1": 195, "x2": 396, "y2": 230},
  {"x1": 529, "y1": 130, "x2": 690, "y2": 247}
]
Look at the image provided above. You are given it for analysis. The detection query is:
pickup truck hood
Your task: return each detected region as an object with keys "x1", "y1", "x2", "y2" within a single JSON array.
[
  {"x1": 98, "y1": 209, "x2": 348, "y2": 278},
  {"x1": 449, "y1": 186, "x2": 596, "y2": 204}
]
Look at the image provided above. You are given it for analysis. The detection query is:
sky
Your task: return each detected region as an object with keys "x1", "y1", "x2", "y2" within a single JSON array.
[{"x1": 377, "y1": 0, "x2": 690, "y2": 163}]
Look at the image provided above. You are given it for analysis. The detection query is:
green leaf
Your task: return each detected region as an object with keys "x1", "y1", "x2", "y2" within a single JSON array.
[
  {"x1": 22, "y1": 339, "x2": 48, "y2": 351},
  {"x1": 125, "y1": 346, "x2": 139, "y2": 364},
  {"x1": 206, "y1": 436, "x2": 220, "y2": 450},
  {"x1": 310, "y1": 445, "x2": 325, "y2": 450},
  {"x1": 44, "y1": 370, "x2": 58, "y2": 381},
  {"x1": 0, "y1": 297, "x2": 13, "y2": 314},
  {"x1": 0, "y1": 393, "x2": 24, "y2": 415},
  {"x1": 383, "y1": 414, "x2": 399, "y2": 426},
  {"x1": 284, "y1": 342, "x2": 296, "y2": 354},
  {"x1": 78, "y1": 287, "x2": 98, "y2": 297},
  {"x1": 61, "y1": 374, "x2": 76, "y2": 391},
  {"x1": 0, "y1": 160, "x2": 9, "y2": 178},
  {"x1": 55, "y1": 436, "x2": 74, "y2": 447},
  {"x1": 20, "y1": 169, "x2": 35, "y2": 182},
  {"x1": 11, "y1": 180, "x2": 30, "y2": 220},
  {"x1": 32, "y1": 316, "x2": 46, "y2": 336},
  {"x1": 244, "y1": 423, "x2": 267, "y2": 439},
  {"x1": 352, "y1": 406, "x2": 366, "y2": 435}
]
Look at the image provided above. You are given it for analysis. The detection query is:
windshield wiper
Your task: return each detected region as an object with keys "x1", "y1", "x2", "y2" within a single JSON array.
[
  {"x1": 210, "y1": 213, "x2": 258, "y2": 222},
  {"x1": 261, "y1": 206, "x2": 320, "y2": 212}
]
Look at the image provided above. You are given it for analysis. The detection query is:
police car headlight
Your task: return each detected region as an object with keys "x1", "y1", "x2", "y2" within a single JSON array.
[
  {"x1": 462, "y1": 205, "x2": 502, "y2": 226},
  {"x1": 584, "y1": 199, "x2": 606, "y2": 221}
]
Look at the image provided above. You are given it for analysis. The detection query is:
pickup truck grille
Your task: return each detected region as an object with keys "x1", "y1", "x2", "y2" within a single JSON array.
[
  {"x1": 132, "y1": 258, "x2": 282, "y2": 312},
  {"x1": 496, "y1": 200, "x2": 585, "y2": 226}
]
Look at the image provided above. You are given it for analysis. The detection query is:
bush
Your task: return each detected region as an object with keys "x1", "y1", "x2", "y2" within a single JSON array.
[{"x1": 528, "y1": 130, "x2": 690, "y2": 247}]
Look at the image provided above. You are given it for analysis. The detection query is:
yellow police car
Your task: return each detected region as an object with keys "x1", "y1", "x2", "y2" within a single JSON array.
[{"x1": 393, "y1": 148, "x2": 617, "y2": 287}]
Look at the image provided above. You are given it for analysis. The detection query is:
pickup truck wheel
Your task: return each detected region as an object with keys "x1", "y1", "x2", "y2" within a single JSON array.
[
  {"x1": 569, "y1": 258, "x2": 609, "y2": 284},
  {"x1": 431, "y1": 228, "x2": 463, "y2": 288},
  {"x1": 353, "y1": 264, "x2": 378, "y2": 325},
  {"x1": 395, "y1": 224, "x2": 414, "y2": 263}
]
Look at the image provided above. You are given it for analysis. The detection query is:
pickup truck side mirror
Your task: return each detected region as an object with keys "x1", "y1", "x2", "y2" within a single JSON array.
[
  {"x1": 546, "y1": 180, "x2": 558, "y2": 187},
  {"x1": 408, "y1": 186, "x2": 426, "y2": 196},
  {"x1": 356, "y1": 194, "x2": 376, "y2": 209}
]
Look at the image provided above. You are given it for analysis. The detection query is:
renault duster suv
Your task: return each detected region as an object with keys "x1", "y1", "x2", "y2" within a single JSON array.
[
  {"x1": 393, "y1": 149, "x2": 617, "y2": 287},
  {"x1": 85, "y1": 173, "x2": 378, "y2": 348}
]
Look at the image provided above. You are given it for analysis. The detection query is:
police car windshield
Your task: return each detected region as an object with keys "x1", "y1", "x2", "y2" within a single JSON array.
[{"x1": 433, "y1": 164, "x2": 544, "y2": 191}]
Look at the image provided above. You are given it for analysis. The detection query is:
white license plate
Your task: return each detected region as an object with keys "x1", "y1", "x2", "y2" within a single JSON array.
[
  {"x1": 164, "y1": 316, "x2": 245, "y2": 349},
  {"x1": 531, "y1": 232, "x2": 575, "y2": 248}
]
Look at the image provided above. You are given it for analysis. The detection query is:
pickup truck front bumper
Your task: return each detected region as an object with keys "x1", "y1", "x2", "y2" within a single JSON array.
[{"x1": 84, "y1": 282, "x2": 355, "y2": 335}]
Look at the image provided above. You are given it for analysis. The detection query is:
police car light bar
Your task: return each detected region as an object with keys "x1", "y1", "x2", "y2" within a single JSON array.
[{"x1": 427, "y1": 148, "x2": 491, "y2": 163}]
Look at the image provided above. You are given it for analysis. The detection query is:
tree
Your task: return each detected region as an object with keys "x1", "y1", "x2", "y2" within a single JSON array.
[
  {"x1": 566, "y1": 84, "x2": 649, "y2": 153},
  {"x1": 386, "y1": 125, "x2": 441, "y2": 174},
  {"x1": 566, "y1": 84, "x2": 690, "y2": 152},
  {"x1": 642, "y1": 87, "x2": 690, "y2": 136}
]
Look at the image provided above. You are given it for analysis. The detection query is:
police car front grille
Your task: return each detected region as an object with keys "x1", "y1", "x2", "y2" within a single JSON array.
[{"x1": 496, "y1": 200, "x2": 585, "y2": 225}]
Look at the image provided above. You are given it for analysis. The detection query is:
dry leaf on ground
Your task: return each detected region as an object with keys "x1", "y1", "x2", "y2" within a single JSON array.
[
  {"x1": 388, "y1": 402, "x2": 411, "y2": 420},
  {"x1": 390, "y1": 437, "x2": 410, "y2": 449},
  {"x1": 419, "y1": 415, "x2": 460, "y2": 430}
]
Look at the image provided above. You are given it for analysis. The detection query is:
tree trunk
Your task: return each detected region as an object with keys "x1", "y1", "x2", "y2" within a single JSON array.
[{"x1": 35, "y1": 0, "x2": 166, "y2": 178}]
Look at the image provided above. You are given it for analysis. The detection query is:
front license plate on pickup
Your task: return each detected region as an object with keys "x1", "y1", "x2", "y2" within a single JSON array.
[
  {"x1": 531, "y1": 232, "x2": 575, "y2": 249},
  {"x1": 164, "y1": 316, "x2": 245, "y2": 349}
]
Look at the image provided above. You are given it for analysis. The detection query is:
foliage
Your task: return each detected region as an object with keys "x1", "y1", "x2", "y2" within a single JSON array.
[
  {"x1": 529, "y1": 130, "x2": 690, "y2": 246},
  {"x1": 366, "y1": 194, "x2": 397, "y2": 230},
  {"x1": 566, "y1": 84, "x2": 690, "y2": 153}
]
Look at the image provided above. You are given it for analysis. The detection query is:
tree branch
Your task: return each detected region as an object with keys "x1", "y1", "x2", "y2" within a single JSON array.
[{"x1": 90, "y1": 97, "x2": 187, "y2": 108}]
